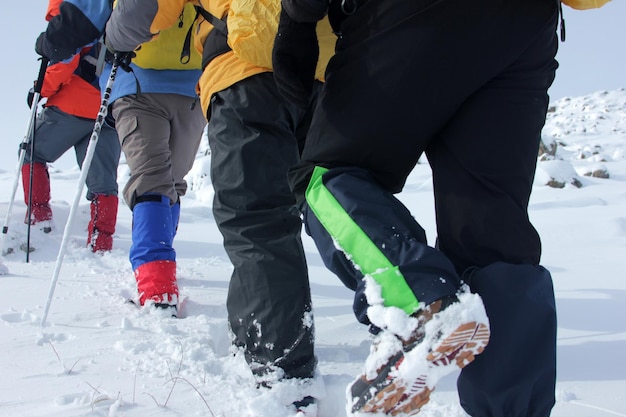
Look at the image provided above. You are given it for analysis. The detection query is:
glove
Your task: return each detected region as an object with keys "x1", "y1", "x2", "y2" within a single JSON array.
[
  {"x1": 104, "y1": 48, "x2": 135, "y2": 72},
  {"x1": 35, "y1": 31, "x2": 74, "y2": 63},
  {"x1": 112, "y1": 51, "x2": 136, "y2": 72},
  {"x1": 272, "y1": 8, "x2": 319, "y2": 109},
  {"x1": 103, "y1": 33, "x2": 136, "y2": 72},
  {"x1": 27, "y1": 87, "x2": 36, "y2": 108},
  {"x1": 104, "y1": 49, "x2": 136, "y2": 73}
]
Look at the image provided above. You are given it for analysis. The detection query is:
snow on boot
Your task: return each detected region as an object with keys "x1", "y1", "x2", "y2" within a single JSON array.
[
  {"x1": 348, "y1": 291, "x2": 490, "y2": 416},
  {"x1": 87, "y1": 194, "x2": 118, "y2": 253},
  {"x1": 21, "y1": 163, "x2": 52, "y2": 233},
  {"x1": 294, "y1": 396, "x2": 317, "y2": 417}
]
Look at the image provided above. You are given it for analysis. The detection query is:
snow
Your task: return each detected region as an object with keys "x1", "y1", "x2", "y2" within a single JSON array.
[{"x1": 1, "y1": 88, "x2": 626, "y2": 417}]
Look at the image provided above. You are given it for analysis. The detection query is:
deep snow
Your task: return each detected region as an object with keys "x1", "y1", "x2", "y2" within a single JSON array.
[{"x1": 0, "y1": 88, "x2": 625, "y2": 417}]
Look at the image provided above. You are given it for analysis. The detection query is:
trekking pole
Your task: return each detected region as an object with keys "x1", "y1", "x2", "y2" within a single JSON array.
[
  {"x1": 25, "y1": 57, "x2": 51, "y2": 262},
  {"x1": 40, "y1": 59, "x2": 119, "y2": 327},
  {"x1": 0, "y1": 57, "x2": 49, "y2": 259}
]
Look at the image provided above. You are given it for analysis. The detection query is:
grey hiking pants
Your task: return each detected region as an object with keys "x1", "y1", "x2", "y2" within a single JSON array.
[
  {"x1": 111, "y1": 93, "x2": 206, "y2": 208},
  {"x1": 208, "y1": 73, "x2": 318, "y2": 381},
  {"x1": 27, "y1": 106, "x2": 120, "y2": 199}
]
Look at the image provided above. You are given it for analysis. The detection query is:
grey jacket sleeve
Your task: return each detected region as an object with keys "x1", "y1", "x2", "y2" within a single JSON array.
[
  {"x1": 105, "y1": 0, "x2": 160, "y2": 52},
  {"x1": 282, "y1": 0, "x2": 329, "y2": 23}
]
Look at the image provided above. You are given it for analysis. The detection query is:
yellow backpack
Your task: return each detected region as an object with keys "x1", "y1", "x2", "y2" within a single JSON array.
[
  {"x1": 130, "y1": 3, "x2": 202, "y2": 70},
  {"x1": 561, "y1": 0, "x2": 611, "y2": 10}
]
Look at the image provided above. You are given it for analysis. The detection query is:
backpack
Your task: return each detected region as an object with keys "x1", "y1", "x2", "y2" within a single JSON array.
[
  {"x1": 561, "y1": 0, "x2": 611, "y2": 10},
  {"x1": 127, "y1": 2, "x2": 202, "y2": 70},
  {"x1": 75, "y1": 45, "x2": 103, "y2": 88}
]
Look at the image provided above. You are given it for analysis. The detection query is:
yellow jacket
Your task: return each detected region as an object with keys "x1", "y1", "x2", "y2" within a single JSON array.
[{"x1": 106, "y1": 0, "x2": 335, "y2": 117}]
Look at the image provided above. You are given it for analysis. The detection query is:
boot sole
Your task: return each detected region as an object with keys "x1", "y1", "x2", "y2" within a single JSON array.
[{"x1": 355, "y1": 321, "x2": 490, "y2": 416}]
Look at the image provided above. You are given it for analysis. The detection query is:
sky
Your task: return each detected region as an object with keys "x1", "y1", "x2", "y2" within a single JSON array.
[
  {"x1": 0, "y1": 2, "x2": 625, "y2": 417},
  {"x1": 551, "y1": 2, "x2": 626, "y2": 99},
  {"x1": 0, "y1": 88, "x2": 625, "y2": 417}
]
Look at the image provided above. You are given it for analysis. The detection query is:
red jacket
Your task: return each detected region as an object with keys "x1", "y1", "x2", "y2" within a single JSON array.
[
  {"x1": 45, "y1": 0, "x2": 62, "y2": 21},
  {"x1": 40, "y1": 0, "x2": 101, "y2": 119}
]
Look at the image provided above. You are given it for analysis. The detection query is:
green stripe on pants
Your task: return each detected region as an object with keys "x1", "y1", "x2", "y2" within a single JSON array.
[{"x1": 305, "y1": 166, "x2": 420, "y2": 315}]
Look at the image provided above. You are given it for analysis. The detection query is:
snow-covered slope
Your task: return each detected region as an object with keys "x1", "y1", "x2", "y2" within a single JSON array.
[{"x1": 1, "y1": 89, "x2": 625, "y2": 417}]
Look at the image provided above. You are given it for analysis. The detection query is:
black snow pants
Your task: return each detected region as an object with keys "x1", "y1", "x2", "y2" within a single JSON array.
[
  {"x1": 209, "y1": 73, "x2": 319, "y2": 381},
  {"x1": 288, "y1": 0, "x2": 560, "y2": 415}
]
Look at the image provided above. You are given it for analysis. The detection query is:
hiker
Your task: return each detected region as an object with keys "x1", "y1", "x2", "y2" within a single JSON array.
[
  {"x1": 104, "y1": 0, "x2": 335, "y2": 412},
  {"x1": 272, "y1": 0, "x2": 559, "y2": 415},
  {"x1": 34, "y1": 0, "x2": 206, "y2": 316},
  {"x1": 25, "y1": 0, "x2": 120, "y2": 253}
]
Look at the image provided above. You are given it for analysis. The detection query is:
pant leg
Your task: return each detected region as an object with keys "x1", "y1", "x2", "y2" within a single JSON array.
[
  {"x1": 457, "y1": 263, "x2": 557, "y2": 417},
  {"x1": 208, "y1": 73, "x2": 316, "y2": 380},
  {"x1": 427, "y1": 7, "x2": 559, "y2": 272},
  {"x1": 423, "y1": 3, "x2": 559, "y2": 415},
  {"x1": 112, "y1": 94, "x2": 202, "y2": 208},
  {"x1": 74, "y1": 123, "x2": 121, "y2": 199},
  {"x1": 168, "y1": 96, "x2": 206, "y2": 198},
  {"x1": 24, "y1": 106, "x2": 94, "y2": 164},
  {"x1": 303, "y1": 166, "x2": 462, "y2": 328}
]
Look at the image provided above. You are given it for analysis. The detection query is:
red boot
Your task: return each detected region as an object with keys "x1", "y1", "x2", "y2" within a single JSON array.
[
  {"x1": 22, "y1": 163, "x2": 52, "y2": 232},
  {"x1": 134, "y1": 259, "x2": 178, "y2": 308},
  {"x1": 87, "y1": 194, "x2": 118, "y2": 253}
]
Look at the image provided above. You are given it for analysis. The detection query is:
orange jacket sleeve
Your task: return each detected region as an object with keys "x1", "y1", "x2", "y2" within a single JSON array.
[
  {"x1": 40, "y1": 54, "x2": 81, "y2": 99},
  {"x1": 45, "y1": 0, "x2": 64, "y2": 21}
]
